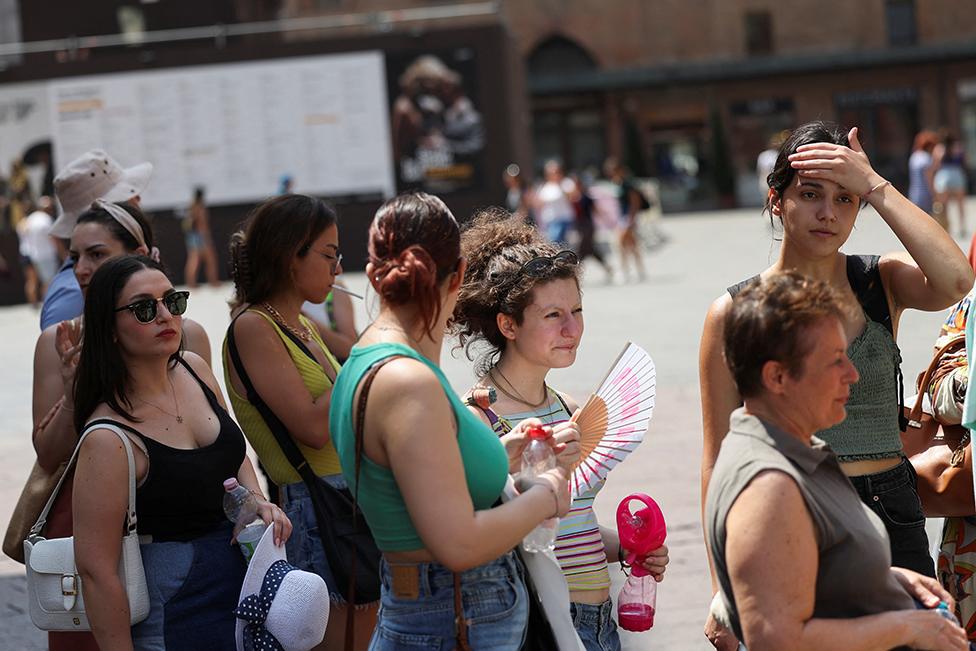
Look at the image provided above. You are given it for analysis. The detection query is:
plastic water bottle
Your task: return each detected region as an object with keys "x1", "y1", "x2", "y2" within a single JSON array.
[
  {"x1": 616, "y1": 493, "x2": 667, "y2": 632},
  {"x1": 222, "y1": 478, "x2": 265, "y2": 562},
  {"x1": 935, "y1": 601, "x2": 960, "y2": 625},
  {"x1": 518, "y1": 427, "x2": 558, "y2": 553}
]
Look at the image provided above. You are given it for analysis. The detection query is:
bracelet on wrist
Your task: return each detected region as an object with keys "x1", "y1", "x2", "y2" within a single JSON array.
[
  {"x1": 860, "y1": 179, "x2": 890, "y2": 202},
  {"x1": 537, "y1": 482, "x2": 559, "y2": 519}
]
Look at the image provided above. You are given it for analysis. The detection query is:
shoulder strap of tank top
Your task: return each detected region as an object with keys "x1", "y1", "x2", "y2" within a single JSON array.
[
  {"x1": 174, "y1": 355, "x2": 223, "y2": 411},
  {"x1": 727, "y1": 274, "x2": 760, "y2": 299},
  {"x1": 551, "y1": 389, "x2": 572, "y2": 417},
  {"x1": 846, "y1": 254, "x2": 892, "y2": 334}
]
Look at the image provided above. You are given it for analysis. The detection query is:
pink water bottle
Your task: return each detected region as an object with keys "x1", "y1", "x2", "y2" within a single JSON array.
[{"x1": 615, "y1": 493, "x2": 667, "y2": 632}]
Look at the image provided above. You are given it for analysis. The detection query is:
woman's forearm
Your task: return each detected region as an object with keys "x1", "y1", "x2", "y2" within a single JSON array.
[
  {"x1": 79, "y1": 572, "x2": 135, "y2": 651},
  {"x1": 433, "y1": 484, "x2": 557, "y2": 573},
  {"x1": 873, "y1": 184, "x2": 974, "y2": 302},
  {"x1": 33, "y1": 400, "x2": 76, "y2": 472}
]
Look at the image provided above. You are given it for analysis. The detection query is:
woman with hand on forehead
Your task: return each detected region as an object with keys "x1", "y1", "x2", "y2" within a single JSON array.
[
  {"x1": 453, "y1": 210, "x2": 669, "y2": 651},
  {"x1": 699, "y1": 121, "x2": 974, "y2": 650}
]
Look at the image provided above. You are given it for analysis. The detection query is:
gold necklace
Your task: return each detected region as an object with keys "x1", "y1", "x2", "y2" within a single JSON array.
[
  {"x1": 139, "y1": 374, "x2": 183, "y2": 423},
  {"x1": 263, "y1": 302, "x2": 312, "y2": 342},
  {"x1": 370, "y1": 321, "x2": 421, "y2": 349},
  {"x1": 490, "y1": 366, "x2": 550, "y2": 410}
]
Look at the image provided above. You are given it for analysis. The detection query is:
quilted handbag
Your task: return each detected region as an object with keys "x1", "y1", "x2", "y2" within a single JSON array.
[{"x1": 23, "y1": 421, "x2": 150, "y2": 631}]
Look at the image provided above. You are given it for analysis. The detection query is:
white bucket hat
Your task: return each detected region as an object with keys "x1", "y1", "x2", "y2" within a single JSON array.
[
  {"x1": 49, "y1": 149, "x2": 153, "y2": 238},
  {"x1": 234, "y1": 525, "x2": 329, "y2": 651}
]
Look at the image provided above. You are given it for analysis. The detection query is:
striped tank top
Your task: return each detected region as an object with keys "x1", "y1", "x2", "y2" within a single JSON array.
[
  {"x1": 476, "y1": 389, "x2": 612, "y2": 592},
  {"x1": 223, "y1": 309, "x2": 342, "y2": 484}
]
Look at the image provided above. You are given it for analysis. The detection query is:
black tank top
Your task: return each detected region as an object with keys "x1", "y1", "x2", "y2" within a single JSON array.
[{"x1": 89, "y1": 358, "x2": 246, "y2": 542}]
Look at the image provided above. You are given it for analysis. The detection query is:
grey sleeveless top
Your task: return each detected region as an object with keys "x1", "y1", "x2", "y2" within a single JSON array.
[
  {"x1": 705, "y1": 409, "x2": 914, "y2": 641},
  {"x1": 727, "y1": 255, "x2": 904, "y2": 462}
]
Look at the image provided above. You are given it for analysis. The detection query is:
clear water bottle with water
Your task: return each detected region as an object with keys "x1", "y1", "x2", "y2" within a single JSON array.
[
  {"x1": 518, "y1": 427, "x2": 558, "y2": 553},
  {"x1": 222, "y1": 478, "x2": 265, "y2": 562}
]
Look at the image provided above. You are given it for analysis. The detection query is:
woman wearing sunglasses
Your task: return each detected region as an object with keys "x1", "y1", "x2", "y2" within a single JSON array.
[
  {"x1": 699, "y1": 121, "x2": 974, "y2": 650},
  {"x1": 452, "y1": 210, "x2": 669, "y2": 651},
  {"x1": 72, "y1": 255, "x2": 289, "y2": 650},
  {"x1": 29, "y1": 201, "x2": 214, "y2": 651},
  {"x1": 223, "y1": 194, "x2": 358, "y2": 650},
  {"x1": 329, "y1": 193, "x2": 572, "y2": 649}
]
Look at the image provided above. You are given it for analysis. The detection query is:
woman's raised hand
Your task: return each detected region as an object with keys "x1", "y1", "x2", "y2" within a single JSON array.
[
  {"x1": 55, "y1": 318, "x2": 83, "y2": 396},
  {"x1": 788, "y1": 126, "x2": 885, "y2": 197}
]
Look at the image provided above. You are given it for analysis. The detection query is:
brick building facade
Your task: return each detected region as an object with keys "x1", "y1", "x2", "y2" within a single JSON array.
[{"x1": 283, "y1": 0, "x2": 976, "y2": 209}]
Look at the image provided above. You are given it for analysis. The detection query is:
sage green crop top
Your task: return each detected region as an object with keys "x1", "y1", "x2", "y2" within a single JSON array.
[{"x1": 329, "y1": 342, "x2": 509, "y2": 552}]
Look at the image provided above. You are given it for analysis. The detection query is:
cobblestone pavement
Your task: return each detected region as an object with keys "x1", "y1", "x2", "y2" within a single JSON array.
[{"x1": 0, "y1": 202, "x2": 971, "y2": 650}]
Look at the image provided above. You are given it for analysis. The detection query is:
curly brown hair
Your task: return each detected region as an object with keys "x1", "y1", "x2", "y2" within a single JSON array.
[{"x1": 452, "y1": 208, "x2": 581, "y2": 374}]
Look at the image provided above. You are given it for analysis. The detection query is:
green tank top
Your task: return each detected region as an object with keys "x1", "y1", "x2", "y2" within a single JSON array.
[{"x1": 330, "y1": 342, "x2": 509, "y2": 552}]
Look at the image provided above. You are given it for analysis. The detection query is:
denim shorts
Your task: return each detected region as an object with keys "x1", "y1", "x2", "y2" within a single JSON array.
[
  {"x1": 131, "y1": 522, "x2": 245, "y2": 650},
  {"x1": 280, "y1": 473, "x2": 346, "y2": 602},
  {"x1": 570, "y1": 599, "x2": 621, "y2": 651},
  {"x1": 848, "y1": 457, "x2": 935, "y2": 578},
  {"x1": 370, "y1": 551, "x2": 528, "y2": 650}
]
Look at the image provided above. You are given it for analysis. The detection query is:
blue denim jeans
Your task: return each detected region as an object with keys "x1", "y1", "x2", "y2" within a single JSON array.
[
  {"x1": 131, "y1": 522, "x2": 245, "y2": 651},
  {"x1": 370, "y1": 551, "x2": 528, "y2": 650},
  {"x1": 570, "y1": 599, "x2": 621, "y2": 651},
  {"x1": 848, "y1": 457, "x2": 935, "y2": 578},
  {"x1": 280, "y1": 473, "x2": 347, "y2": 602}
]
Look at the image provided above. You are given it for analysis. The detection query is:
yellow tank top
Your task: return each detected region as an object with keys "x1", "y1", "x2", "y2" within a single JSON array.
[{"x1": 223, "y1": 309, "x2": 342, "y2": 484}]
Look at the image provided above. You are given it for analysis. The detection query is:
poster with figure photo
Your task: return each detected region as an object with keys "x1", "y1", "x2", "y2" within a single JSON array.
[{"x1": 387, "y1": 48, "x2": 485, "y2": 193}]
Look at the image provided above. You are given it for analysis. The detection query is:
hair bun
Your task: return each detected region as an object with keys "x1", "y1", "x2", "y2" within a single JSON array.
[{"x1": 377, "y1": 245, "x2": 437, "y2": 304}]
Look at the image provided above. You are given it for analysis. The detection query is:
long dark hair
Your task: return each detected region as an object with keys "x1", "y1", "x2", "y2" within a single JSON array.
[
  {"x1": 73, "y1": 255, "x2": 177, "y2": 432},
  {"x1": 229, "y1": 194, "x2": 337, "y2": 307}
]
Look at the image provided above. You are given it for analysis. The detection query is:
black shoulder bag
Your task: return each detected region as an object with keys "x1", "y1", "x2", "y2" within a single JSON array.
[{"x1": 226, "y1": 314, "x2": 381, "y2": 604}]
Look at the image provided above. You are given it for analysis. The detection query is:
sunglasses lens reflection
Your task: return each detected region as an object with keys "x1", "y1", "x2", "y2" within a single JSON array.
[
  {"x1": 131, "y1": 300, "x2": 157, "y2": 323},
  {"x1": 165, "y1": 292, "x2": 188, "y2": 317}
]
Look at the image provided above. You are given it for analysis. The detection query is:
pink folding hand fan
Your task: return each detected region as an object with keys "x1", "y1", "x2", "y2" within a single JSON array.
[{"x1": 570, "y1": 342, "x2": 655, "y2": 498}]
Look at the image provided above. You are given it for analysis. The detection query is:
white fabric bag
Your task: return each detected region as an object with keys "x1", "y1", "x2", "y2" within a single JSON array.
[{"x1": 24, "y1": 422, "x2": 150, "y2": 631}]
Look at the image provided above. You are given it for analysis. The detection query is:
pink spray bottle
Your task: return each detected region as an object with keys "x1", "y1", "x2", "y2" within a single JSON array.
[{"x1": 615, "y1": 493, "x2": 667, "y2": 632}]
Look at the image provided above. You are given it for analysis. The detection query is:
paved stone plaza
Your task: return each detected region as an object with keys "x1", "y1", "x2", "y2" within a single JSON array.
[{"x1": 0, "y1": 203, "x2": 970, "y2": 649}]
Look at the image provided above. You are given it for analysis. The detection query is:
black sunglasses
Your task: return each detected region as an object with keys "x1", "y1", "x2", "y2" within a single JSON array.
[
  {"x1": 518, "y1": 250, "x2": 579, "y2": 276},
  {"x1": 115, "y1": 291, "x2": 190, "y2": 324}
]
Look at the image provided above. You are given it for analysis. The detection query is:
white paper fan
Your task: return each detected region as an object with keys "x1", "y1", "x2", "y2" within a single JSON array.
[{"x1": 570, "y1": 342, "x2": 655, "y2": 498}]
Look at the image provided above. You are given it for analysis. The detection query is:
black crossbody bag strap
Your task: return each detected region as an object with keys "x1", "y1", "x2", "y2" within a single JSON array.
[{"x1": 226, "y1": 314, "x2": 322, "y2": 488}]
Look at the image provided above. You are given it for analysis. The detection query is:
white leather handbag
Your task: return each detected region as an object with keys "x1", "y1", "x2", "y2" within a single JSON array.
[{"x1": 24, "y1": 421, "x2": 151, "y2": 631}]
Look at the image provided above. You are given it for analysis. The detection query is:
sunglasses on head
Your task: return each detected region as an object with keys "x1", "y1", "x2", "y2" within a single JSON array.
[
  {"x1": 115, "y1": 291, "x2": 190, "y2": 324},
  {"x1": 518, "y1": 250, "x2": 579, "y2": 276}
]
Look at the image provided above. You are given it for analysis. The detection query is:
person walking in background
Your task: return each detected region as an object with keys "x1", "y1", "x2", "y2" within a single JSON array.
[
  {"x1": 224, "y1": 194, "x2": 361, "y2": 650},
  {"x1": 909, "y1": 130, "x2": 939, "y2": 216},
  {"x1": 699, "y1": 121, "x2": 974, "y2": 650},
  {"x1": 71, "y1": 255, "x2": 289, "y2": 650},
  {"x1": 933, "y1": 130, "x2": 969, "y2": 237},
  {"x1": 17, "y1": 196, "x2": 59, "y2": 306},
  {"x1": 183, "y1": 186, "x2": 220, "y2": 288},
  {"x1": 41, "y1": 149, "x2": 153, "y2": 330},
  {"x1": 604, "y1": 158, "x2": 647, "y2": 282},
  {"x1": 756, "y1": 130, "x2": 790, "y2": 198},
  {"x1": 453, "y1": 210, "x2": 668, "y2": 650},
  {"x1": 533, "y1": 159, "x2": 579, "y2": 245},
  {"x1": 329, "y1": 193, "x2": 572, "y2": 649},
  {"x1": 573, "y1": 171, "x2": 614, "y2": 282},
  {"x1": 706, "y1": 271, "x2": 967, "y2": 651}
]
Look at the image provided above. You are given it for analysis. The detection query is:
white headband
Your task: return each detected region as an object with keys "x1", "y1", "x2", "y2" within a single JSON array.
[{"x1": 91, "y1": 199, "x2": 160, "y2": 262}]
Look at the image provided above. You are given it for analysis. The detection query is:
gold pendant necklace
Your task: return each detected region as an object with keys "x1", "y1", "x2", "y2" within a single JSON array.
[{"x1": 139, "y1": 374, "x2": 183, "y2": 423}]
